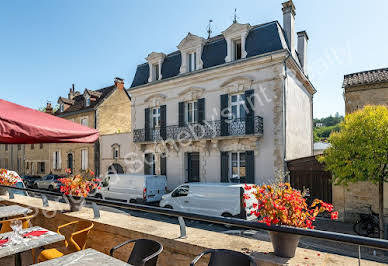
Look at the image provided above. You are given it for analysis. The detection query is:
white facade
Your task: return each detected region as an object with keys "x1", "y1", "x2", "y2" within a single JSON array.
[{"x1": 129, "y1": 1, "x2": 315, "y2": 190}]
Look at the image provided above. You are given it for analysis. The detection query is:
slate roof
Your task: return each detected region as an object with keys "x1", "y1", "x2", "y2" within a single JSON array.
[
  {"x1": 343, "y1": 68, "x2": 388, "y2": 88},
  {"x1": 55, "y1": 86, "x2": 115, "y2": 116},
  {"x1": 130, "y1": 21, "x2": 287, "y2": 88}
]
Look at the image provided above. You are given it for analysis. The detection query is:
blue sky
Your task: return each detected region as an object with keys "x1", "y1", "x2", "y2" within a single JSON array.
[{"x1": 1, "y1": 0, "x2": 387, "y2": 118}]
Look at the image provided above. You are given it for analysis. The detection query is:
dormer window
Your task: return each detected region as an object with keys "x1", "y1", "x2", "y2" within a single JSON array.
[
  {"x1": 146, "y1": 52, "x2": 166, "y2": 83},
  {"x1": 188, "y1": 52, "x2": 197, "y2": 72},
  {"x1": 233, "y1": 39, "x2": 242, "y2": 60},
  {"x1": 222, "y1": 22, "x2": 251, "y2": 63},
  {"x1": 153, "y1": 64, "x2": 160, "y2": 81},
  {"x1": 178, "y1": 33, "x2": 205, "y2": 74}
]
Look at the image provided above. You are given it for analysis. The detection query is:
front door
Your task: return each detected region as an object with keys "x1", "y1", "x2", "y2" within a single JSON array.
[
  {"x1": 67, "y1": 153, "x2": 73, "y2": 174},
  {"x1": 187, "y1": 152, "x2": 200, "y2": 182}
]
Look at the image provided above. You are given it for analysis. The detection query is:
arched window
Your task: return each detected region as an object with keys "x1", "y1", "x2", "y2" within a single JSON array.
[{"x1": 108, "y1": 163, "x2": 124, "y2": 174}]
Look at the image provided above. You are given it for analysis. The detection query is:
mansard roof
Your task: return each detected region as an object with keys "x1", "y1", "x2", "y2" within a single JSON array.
[{"x1": 130, "y1": 21, "x2": 288, "y2": 89}]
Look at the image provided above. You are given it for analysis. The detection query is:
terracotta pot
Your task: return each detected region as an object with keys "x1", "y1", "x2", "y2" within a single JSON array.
[
  {"x1": 269, "y1": 231, "x2": 300, "y2": 258},
  {"x1": 0, "y1": 187, "x2": 8, "y2": 196},
  {"x1": 65, "y1": 195, "x2": 85, "y2": 212}
]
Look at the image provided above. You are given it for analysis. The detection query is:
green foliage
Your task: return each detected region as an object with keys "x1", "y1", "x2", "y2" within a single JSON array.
[
  {"x1": 318, "y1": 105, "x2": 388, "y2": 185},
  {"x1": 314, "y1": 113, "x2": 344, "y2": 127},
  {"x1": 314, "y1": 124, "x2": 341, "y2": 142}
]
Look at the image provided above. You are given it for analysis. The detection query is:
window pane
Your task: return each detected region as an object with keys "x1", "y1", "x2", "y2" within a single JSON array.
[
  {"x1": 232, "y1": 105, "x2": 237, "y2": 118},
  {"x1": 240, "y1": 104, "x2": 246, "y2": 119},
  {"x1": 240, "y1": 152, "x2": 246, "y2": 167},
  {"x1": 232, "y1": 167, "x2": 239, "y2": 177},
  {"x1": 239, "y1": 166, "x2": 246, "y2": 178},
  {"x1": 231, "y1": 95, "x2": 237, "y2": 102}
]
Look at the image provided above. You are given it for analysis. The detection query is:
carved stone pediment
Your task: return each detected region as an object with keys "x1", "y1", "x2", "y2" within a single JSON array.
[
  {"x1": 146, "y1": 52, "x2": 166, "y2": 63},
  {"x1": 177, "y1": 33, "x2": 206, "y2": 51},
  {"x1": 222, "y1": 22, "x2": 251, "y2": 39},
  {"x1": 144, "y1": 93, "x2": 167, "y2": 107},
  {"x1": 178, "y1": 87, "x2": 205, "y2": 101},
  {"x1": 221, "y1": 76, "x2": 253, "y2": 94}
]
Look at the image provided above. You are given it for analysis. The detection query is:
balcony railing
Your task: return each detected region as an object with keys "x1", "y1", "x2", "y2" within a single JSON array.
[{"x1": 133, "y1": 116, "x2": 263, "y2": 143}]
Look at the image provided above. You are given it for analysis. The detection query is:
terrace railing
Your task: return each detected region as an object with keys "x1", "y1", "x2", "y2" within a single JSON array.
[
  {"x1": 1, "y1": 184, "x2": 388, "y2": 265},
  {"x1": 133, "y1": 116, "x2": 264, "y2": 143}
]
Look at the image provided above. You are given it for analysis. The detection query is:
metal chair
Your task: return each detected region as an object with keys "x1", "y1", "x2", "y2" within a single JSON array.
[
  {"x1": 0, "y1": 215, "x2": 34, "y2": 234},
  {"x1": 110, "y1": 238, "x2": 163, "y2": 266},
  {"x1": 38, "y1": 220, "x2": 94, "y2": 262},
  {"x1": 190, "y1": 249, "x2": 257, "y2": 266}
]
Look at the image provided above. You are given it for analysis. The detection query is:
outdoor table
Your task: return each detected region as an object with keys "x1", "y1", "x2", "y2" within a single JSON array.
[
  {"x1": 0, "y1": 226, "x2": 65, "y2": 266},
  {"x1": 33, "y1": 248, "x2": 133, "y2": 265},
  {"x1": 0, "y1": 205, "x2": 32, "y2": 219}
]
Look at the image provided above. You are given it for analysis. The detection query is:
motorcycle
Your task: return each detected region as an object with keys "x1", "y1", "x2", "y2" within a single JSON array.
[{"x1": 353, "y1": 205, "x2": 380, "y2": 238}]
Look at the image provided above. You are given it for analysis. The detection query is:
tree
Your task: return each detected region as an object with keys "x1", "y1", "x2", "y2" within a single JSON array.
[{"x1": 319, "y1": 105, "x2": 388, "y2": 238}]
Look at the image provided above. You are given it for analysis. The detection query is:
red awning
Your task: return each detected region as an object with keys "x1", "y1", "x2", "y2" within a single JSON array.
[{"x1": 0, "y1": 99, "x2": 99, "y2": 144}]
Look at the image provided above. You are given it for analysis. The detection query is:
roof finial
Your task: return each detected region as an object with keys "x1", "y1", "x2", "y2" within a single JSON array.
[
  {"x1": 233, "y1": 8, "x2": 237, "y2": 23},
  {"x1": 207, "y1": 19, "x2": 213, "y2": 39}
]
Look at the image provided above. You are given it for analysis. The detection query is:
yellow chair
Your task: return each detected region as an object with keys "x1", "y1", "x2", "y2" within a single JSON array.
[
  {"x1": 0, "y1": 215, "x2": 34, "y2": 234},
  {"x1": 38, "y1": 220, "x2": 94, "y2": 262}
]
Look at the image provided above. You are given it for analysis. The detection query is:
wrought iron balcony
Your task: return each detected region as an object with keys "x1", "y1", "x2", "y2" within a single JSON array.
[{"x1": 133, "y1": 116, "x2": 263, "y2": 143}]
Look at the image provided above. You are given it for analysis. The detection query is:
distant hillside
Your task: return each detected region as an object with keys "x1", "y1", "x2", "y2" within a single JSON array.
[{"x1": 313, "y1": 113, "x2": 344, "y2": 142}]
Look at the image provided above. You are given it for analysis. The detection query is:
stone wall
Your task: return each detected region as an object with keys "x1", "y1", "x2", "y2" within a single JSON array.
[
  {"x1": 333, "y1": 182, "x2": 388, "y2": 222},
  {"x1": 96, "y1": 88, "x2": 131, "y2": 135},
  {"x1": 0, "y1": 194, "x2": 380, "y2": 266},
  {"x1": 344, "y1": 83, "x2": 388, "y2": 114}
]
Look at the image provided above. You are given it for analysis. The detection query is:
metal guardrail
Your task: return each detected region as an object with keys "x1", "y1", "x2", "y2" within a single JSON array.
[{"x1": 1, "y1": 184, "x2": 388, "y2": 253}]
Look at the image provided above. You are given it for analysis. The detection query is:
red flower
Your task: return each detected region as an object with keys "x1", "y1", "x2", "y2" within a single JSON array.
[{"x1": 331, "y1": 211, "x2": 338, "y2": 220}]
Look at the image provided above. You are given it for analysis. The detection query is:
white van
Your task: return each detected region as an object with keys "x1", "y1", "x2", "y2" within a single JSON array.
[
  {"x1": 159, "y1": 183, "x2": 258, "y2": 220},
  {"x1": 96, "y1": 174, "x2": 167, "y2": 204}
]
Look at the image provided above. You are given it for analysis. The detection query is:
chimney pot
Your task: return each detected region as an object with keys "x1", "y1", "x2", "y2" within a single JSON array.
[
  {"x1": 45, "y1": 102, "x2": 53, "y2": 114},
  {"x1": 114, "y1": 77, "x2": 125, "y2": 90},
  {"x1": 282, "y1": 0, "x2": 296, "y2": 58},
  {"x1": 297, "y1": 31, "x2": 309, "y2": 75}
]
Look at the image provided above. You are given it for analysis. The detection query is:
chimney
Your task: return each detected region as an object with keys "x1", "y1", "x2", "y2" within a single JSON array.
[
  {"x1": 45, "y1": 102, "x2": 53, "y2": 114},
  {"x1": 282, "y1": 0, "x2": 296, "y2": 57},
  {"x1": 114, "y1": 77, "x2": 125, "y2": 90},
  {"x1": 68, "y1": 84, "x2": 75, "y2": 100},
  {"x1": 297, "y1": 31, "x2": 309, "y2": 75}
]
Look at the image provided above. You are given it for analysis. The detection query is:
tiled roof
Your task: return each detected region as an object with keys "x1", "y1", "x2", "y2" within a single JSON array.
[
  {"x1": 58, "y1": 97, "x2": 74, "y2": 105},
  {"x1": 55, "y1": 86, "x2": 115, "y2": 116},
  {"x1": 343, "y1": 68, "x2": 388, "y2": 88},
  {"x1": 130, "y1": 21, "x2": 288, "y2": 88}
]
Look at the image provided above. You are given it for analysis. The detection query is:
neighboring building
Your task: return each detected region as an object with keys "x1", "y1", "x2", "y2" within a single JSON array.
[
  {"x1": 129, "y1": 1, "x2": 315, "y2": 189},
  {"x1": 0, "y1": 144, "x2": 25, "y2": 175},
  {"x1": 100, "y1": 132, "x2": 132, "y2": 176},
  {"x1": 343, "y1": 67, "x2": 388, "y2": 114},
  {"x1": 49, "y1": 78, "x2": 131, "y2": 177},
  {"x1": 24, "y1": 143, "x2": 50, "y2": 176},
  {"x1": 333, "y1": 67, "x2": 388, "y2": 221}
]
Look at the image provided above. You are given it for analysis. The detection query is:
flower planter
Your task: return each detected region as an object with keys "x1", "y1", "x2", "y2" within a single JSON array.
[
  {"x1": 269, "y1": 231, "x2": 300, "y2": 258},
  {"x1": 0, "y1": 187, "x2": 8, "y2": 196},
  {"x1": 65, "y1": 195, "x2": 86, "y2": 212}
]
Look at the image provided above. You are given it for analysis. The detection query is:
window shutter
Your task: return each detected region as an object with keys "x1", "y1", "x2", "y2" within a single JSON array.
[
  {"x1": 52, "y1": 152, "x2": 56, "y2": 169},
  {"x1": 160, "y1": 105, "x2": 167, "y2": 140},
  {"x1": 178, "y1": 102, "x2": 185, "y2": 127},
  {"x1": 85, "y1": 149, "x2": 89, "y2": 170},
  {"x1": 245, "y1": 90, "x2": 255, "y2": 134},
  {"x1": 246, "y1": 151, "x2": 255, "y2": 184},
  {"x1": 220, "y1": 152, "x2": 229, "y2": 183},
  {"x1": 220, "y1": 94, "x2": 229, "y2": 136},
  {"x1": 144, "y1": 108, "x2": 150, "y2": 141},
  {"x1": 197, "y1": 98, "x2": 205, "y2": 124},
  {"x1": 58, "y1": 151, "x2": 61, "y2": 170},
  {"x1": 160, "y1": 154, "x2": 167, "y2": 176}
]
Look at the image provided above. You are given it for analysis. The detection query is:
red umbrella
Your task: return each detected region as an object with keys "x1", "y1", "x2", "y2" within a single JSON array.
[{"x1": 0, "y1": 99, "x2": 99, "y2": 144}]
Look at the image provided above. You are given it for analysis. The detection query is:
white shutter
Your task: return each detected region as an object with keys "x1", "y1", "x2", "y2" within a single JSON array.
[
  {"x1": 85, "y1": 149, "x2": 88, "y2": 170},
  {"x1": 53, "y1": 152, "x2": 56, "y2": 169},
  {"x1": 58, "y1": 151, "x2": 61, "y2": 170},
  {"x1": 81, "y1": 150, "x2": 85, "y2": 170}
]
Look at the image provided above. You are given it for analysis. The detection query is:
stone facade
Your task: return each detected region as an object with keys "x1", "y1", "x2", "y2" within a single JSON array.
[
  {"x1": 0, "y1": 144, "x2": 25, "y2": 175},
  {"x1": 334, "y1": 70, "x2": 388, "y2": 221},
  {"x1": 344, "y1": 82, "x2": 388, "y2": 114},
  {"x1": 24, "y1": 143, "x2": 49, "y2": 176},
  {"x1": 131, "y1": 52, "x2": 314, "y2": 190}
]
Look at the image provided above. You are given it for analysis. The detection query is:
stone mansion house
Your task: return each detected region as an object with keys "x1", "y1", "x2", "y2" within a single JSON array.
[{"x1": 129, "y1": 1, "x2": 315, "y2": 189}]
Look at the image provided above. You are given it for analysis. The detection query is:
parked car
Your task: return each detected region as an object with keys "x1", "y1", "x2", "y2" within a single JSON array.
[
  {"x1": 35, "y1": 174, "x2": 63, "y2": 191},
  {"x1": 159, "y1": 183, "x2": 258, "y2": 220},
  {"x1": 21, "y1": 175, "x2": 42, "y2": 188},
  {"x1": 95, "y1": 174, "x2": 167, "y2": 204}
]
